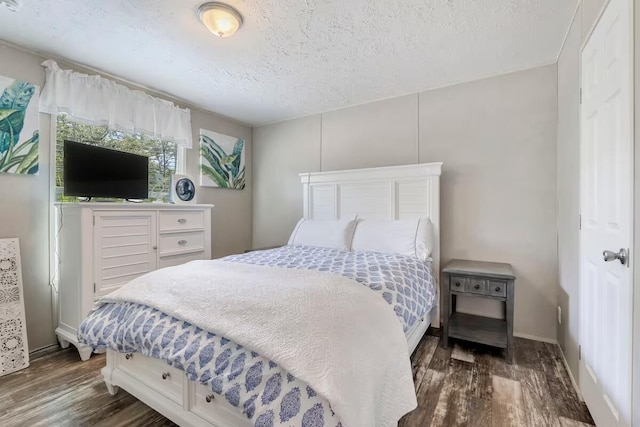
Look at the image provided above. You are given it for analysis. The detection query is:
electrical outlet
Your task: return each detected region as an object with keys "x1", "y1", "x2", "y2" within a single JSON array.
[{"x1": 557, "y1": 306, "x2": 562, "y2": 324}]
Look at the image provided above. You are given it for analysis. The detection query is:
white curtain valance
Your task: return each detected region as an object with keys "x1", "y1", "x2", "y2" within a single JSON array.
[{"x1": 39, "y1": 60, "x2": 193, "y2": 148}]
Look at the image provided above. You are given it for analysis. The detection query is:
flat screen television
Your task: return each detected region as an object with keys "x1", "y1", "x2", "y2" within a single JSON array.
[{"x1": 63, "y1": 140, "x2": 149, "y2": 200}]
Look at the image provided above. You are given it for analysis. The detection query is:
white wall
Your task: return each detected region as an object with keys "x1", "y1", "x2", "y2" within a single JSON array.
[
  {"x1": 252, "y1": 64, "x2": 559, "y2": 341},
  {"x1": 0, "y1": 41, "x2": 253, "y2": 351}
]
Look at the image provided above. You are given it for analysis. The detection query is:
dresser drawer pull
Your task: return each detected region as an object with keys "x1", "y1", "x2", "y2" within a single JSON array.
[
  {"x1": 162, "y1": 372, "x2": 171, "y2": 380},
  {"x1": 125, "y1": 353, "x2": 133, "y2": 360},
  {"x1": 206, "y1": 394, "x2": 215, "y2": 403},
  {"x1": 474, "y1": 284, "x2": 480, "y2": 290},
  {"x1": 495, "y1": 286, "x2": 501, "y2": 292},
  {"x1": 178, "y1": 240, "x2": 188, "y2": 245},
  {"x1": 454, "y1": 282, "x2": 462, "y2": 287},
  {"x1": 178, "y1": 218, "x2": 187, "y2": 224}
]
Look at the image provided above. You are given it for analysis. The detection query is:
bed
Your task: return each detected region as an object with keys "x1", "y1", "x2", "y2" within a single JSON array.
[{"x1": 78, "y1": 162, "x2": 442, "y2": 427}]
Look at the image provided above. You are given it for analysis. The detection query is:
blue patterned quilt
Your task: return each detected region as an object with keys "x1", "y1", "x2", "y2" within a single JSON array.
[{"x1": 78, "y1": 245, "x2": 435, "y2": 427}]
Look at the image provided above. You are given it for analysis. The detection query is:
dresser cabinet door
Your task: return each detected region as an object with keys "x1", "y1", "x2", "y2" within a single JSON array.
[{"x1": 93, "y1": 211, "x2": 157, "y2": 298}]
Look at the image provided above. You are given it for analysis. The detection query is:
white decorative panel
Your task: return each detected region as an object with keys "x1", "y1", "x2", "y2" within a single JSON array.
[
  {"x1": 310, "y1": 185, "x2": 336, "y2": 220},
  {"x1": 0, "y1": 238, "x2": 29, "y2": 376},
  {"x1": 340, "y1": 182, "x2": 391, "y2": 219},
  {"x1": 604, "y1": 89, "x2": 622, "y2": 232},
  {"x1": 398, "y1": 180, "x2": 428, "y2": 220}
]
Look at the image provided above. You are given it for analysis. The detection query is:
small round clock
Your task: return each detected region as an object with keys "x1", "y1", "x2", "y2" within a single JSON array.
[
  {"x1": 175, "y1": 177, "x2": 195, "y2": 202},
  {"x1": 170, "y1": 174, "x2": 196, "y2": 204}
]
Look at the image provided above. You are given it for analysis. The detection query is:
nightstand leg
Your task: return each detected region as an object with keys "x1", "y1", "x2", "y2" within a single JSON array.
[
  {"x1": 506, "y1": 279, "x2": 515, "y2": 364},
  {"x1": 442, "y1": 275, "x2": 450, "y2": 349}
]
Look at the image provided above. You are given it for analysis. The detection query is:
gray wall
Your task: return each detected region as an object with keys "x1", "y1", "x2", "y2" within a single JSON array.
[
  {"x1": 0, "y1": 42, "x2": 252, "y2": 351},
  {"x1": 188, "y1": 110, "x2": 253, "y2": 259},
  {"x1": 253, "y1": 64, "x2": 559, "y2": 341},
  {"x1": 556, "y1": 0, "x2": 608, "y2": 385},
  {"x1": 0, "y1": 44, "x2": 54, "y2": 352}
]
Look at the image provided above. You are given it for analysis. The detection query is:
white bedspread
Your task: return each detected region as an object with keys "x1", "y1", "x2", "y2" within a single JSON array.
[{"x1": 102, "y1": 259, "x2": 417, "y2": 427}]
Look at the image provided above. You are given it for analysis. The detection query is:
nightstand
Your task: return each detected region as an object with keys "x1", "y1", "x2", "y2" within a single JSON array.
[{"x1": 442, "y1": 259, "x2": 516, "y2": 363}]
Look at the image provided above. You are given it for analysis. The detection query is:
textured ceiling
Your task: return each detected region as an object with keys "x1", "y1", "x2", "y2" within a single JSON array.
[{"x1": 0, "y1": 0, "x2": 577, "y2": 125}]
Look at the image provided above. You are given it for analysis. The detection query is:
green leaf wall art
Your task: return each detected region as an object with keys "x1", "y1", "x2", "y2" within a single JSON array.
[
  {"x1": 199, "y1": 129, "x2": 246, "y2": 190},
  {"x1": 0, "y1": 77, "x2": 39, "y2": 175}
]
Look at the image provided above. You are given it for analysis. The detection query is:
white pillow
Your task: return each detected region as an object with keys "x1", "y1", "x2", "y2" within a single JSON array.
[
  {"x1": 287, "y1": 217, "x2": 358, "y2": 250},
  {"x1": 351, "y1": 218, "x2": 434, "y2": 262}
]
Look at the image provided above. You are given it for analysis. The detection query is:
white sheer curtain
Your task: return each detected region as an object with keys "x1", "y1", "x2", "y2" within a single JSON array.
[{"x1": 39, "y1": 59, "x2": 193, "y2": 148}]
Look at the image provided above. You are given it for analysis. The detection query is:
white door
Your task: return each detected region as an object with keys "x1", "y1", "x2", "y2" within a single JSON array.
[
  {"x1": 93, "y1": 211, "x2": 157, "y2": 298},
  {"x1": 580, "y1": 0, "x2": 634, "y2": 425}
]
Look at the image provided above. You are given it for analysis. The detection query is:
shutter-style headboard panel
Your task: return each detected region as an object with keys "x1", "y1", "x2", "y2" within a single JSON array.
[{"x1": 299, "y1": 162, "x2": 443, "y2": 325}]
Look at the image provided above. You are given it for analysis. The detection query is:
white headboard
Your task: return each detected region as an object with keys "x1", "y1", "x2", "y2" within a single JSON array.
[{"x1": 299, "y1": 162, "x2": 443, "y2": 325}]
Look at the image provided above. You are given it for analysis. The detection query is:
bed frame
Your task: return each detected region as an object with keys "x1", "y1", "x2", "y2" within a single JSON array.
[{"x1": 101, "y1": 162, "x2": 443, "y2": 426}]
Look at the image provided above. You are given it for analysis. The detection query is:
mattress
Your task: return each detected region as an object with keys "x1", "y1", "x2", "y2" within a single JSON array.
[{"x1": 79, "y1": 245, "x2": 436, "y2": 427}]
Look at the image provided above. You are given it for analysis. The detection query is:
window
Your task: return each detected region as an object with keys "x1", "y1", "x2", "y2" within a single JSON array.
[{"x1": 55, "y1": 114, "x2": 180, "y2": 202}]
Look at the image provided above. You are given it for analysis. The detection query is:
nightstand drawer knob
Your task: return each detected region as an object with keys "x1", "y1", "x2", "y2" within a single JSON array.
[
  {"x1": 455, "y1": 282, "x2": 461, "y2": 287},
  {"x1": 125, "y1": 353, "x2": 133, "y2": 360},
  {"x1": 474, "y1": 284, "x2": 480, "y2": 290},
  {"x1": 178, "y1": 218, "x2": 187, "y2": 224},
  {"x1": 495, "y1": 286, "x2": 501, "y2": 292},
  {"x1": 206, "y1": 394, "x2": 215, "y2": 403},
  {"x1": 162, "y1": 372, "x2": 170, "y2": 380}
]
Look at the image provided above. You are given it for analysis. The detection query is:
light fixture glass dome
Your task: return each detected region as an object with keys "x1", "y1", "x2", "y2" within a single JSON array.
[{"x1": 198, "y1": 2, "x2": 243, "y2": 38}]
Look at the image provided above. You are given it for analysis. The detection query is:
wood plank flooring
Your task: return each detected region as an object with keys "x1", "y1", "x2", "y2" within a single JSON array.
[
  {"x1": 0, "y1": 334, "x2": 593, "y2": 427},
  {"x1": 399, "y1": 335, "x2": 594, "y2": 427}
]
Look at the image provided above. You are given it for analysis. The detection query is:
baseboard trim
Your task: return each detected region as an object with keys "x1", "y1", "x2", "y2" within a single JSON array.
[
  {"x1": 558, "y1": 344, "x2": 583, "y2": 401},
  {"x1": 29, "y1": 344, "x2": 61, "y2": 361},
  {"x1": 514, "y1": 332, "x2": 558, "y2": 344}
]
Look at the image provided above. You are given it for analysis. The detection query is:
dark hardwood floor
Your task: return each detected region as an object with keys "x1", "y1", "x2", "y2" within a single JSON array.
[{"x1": 0, "y1": 334, "x2": 593, "y2": 427}]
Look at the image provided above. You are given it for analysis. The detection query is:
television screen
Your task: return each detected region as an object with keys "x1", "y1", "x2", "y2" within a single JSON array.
[{"x1": 63, "y1": 140, "x2": 149, "y2": 199}]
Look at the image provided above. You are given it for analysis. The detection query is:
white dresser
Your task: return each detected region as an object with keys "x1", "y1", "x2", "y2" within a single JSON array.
[{"x1": 54, "y1": 203, "x2": 213, "y2": 360}]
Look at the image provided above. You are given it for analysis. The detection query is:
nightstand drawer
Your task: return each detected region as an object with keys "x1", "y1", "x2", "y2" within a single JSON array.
[
  {"x1": 487, "y1": 280, "x2": 507, "y2": 297},
  {"x1": 450, "y1": 276, "x2": 466, "y2": 291},
  {"x1": 465, "y1": 278, "x2": 487, "y2": 294}
]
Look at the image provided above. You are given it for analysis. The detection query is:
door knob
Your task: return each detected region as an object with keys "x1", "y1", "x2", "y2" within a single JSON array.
[{"x1": 603, "y1": 248, "x2": 628, "y2": 266}]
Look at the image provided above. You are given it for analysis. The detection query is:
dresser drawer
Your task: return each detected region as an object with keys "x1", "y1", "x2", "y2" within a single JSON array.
[
  {"x1": 159, "y1": 210, "x2": 204, "y2": 232},
  {"x1": 158, "y1": 251, "x2": 206, "y2": 269},
  {"x1": 116, "y1": 352, "x2": 183, "y2": 404},
  {"x1": 487, "y1": 280, "x2": 507, "y2": 297},
  {"x1": 159, "y1": 231, "x2": 205, "y2": 257},
  {"x1": 465, "y1": 277, "x2": 487, "y2": 295},
  {"x1": 450, "y1": 276, "x2": 466, "y2": 292}
]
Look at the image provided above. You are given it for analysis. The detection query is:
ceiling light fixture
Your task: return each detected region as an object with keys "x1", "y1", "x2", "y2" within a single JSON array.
[{"x1": 198, "y1": 2, "x2": 243, "y2": 38}]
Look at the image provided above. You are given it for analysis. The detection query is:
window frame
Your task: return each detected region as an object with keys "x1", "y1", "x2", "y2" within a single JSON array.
[{"x1": 51, "y1": 114, "x2": 185, "y2": 202}]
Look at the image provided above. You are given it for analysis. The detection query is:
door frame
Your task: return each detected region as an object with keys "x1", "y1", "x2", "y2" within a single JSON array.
[
  {"x1": 579, "y1": 0, "x2": 636, "y2": 424},
  {"x1": 633, "y1": 3, "x2": 640, "y2": 425}
]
